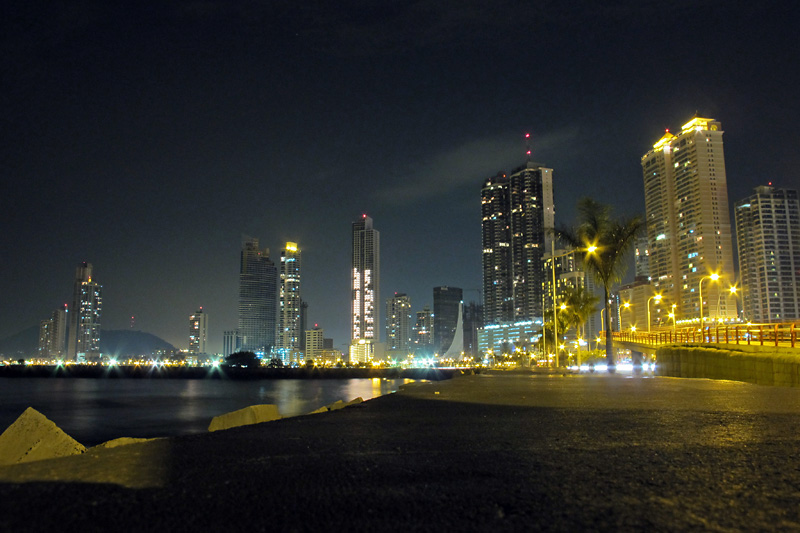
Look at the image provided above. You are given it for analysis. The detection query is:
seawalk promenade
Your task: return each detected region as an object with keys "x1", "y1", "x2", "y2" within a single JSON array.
[{"x1": 2, "y1": 371, "x2": 800, "y2": 531}]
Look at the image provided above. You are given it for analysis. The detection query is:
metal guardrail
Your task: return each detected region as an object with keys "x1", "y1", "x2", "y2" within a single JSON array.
[{"x1": 607, "y1": 323, "x2": 800, "y2": 349}]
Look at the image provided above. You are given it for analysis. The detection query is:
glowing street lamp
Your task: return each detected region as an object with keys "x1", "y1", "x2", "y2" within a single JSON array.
[
  {"x1": 622, "y1": 301, "x2": 633, "y2": 330},
  {"x1": 647, "y1": 294, "x2": 662, "y2": 332},
  {"x1": 698, "y1": 273, "x2": 721, "y2": 326}
]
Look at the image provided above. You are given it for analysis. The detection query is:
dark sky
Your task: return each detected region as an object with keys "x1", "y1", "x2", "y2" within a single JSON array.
[{"x1": 2, "y1": 1, "x2": 798, "y2": 353}]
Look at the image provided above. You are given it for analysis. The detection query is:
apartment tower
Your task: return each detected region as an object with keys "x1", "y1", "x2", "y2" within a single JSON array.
[
  {"x1": 641, "y1": 116, "x2": 736, "y2": 322},
  {"x1": 279, "y1": 242, "x2": 302, "y2": 362},
  {"x1": 238, "y1": 238, "x2": 277, "y2": 354},
  {"x1": 67, "y1": 262, "x2": 102, "y2": 362},
  {"x1": 481, "y1": 161, "x2": 554, "y2": 325},
  {"x1": 351, "y1": 215, "x2": 380, "y2": 362},
  {"x1": 735, "y1": 185, "x2": 800, "y2": 322}
]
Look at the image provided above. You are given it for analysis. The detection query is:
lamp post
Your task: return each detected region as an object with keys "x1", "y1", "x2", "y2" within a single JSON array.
[
  {"x1": 647, "y1": 294, "x2": 662, "y2": 332},
  {"x1": 729, "y1": 285, "x2": 740, "y2": 322},
  {"x1": 698, "y1": 273, "x2": 720, "y2": 327}
]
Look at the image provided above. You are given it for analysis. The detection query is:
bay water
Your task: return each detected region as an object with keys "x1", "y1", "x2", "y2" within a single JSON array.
[{"x1": 0, "y1": 377, "x2": 411, "y2": 446}]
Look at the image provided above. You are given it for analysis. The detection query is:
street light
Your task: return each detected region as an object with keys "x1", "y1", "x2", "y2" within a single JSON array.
[
  {"x1": 698, "y1": 273, "x2": 721, "y2": 327},
  {"x1": 669, "y1": 303, "x2": 677, "y2": 333},
  {"x1": 622, "y1": 301, "x2": 633, "y2": 330},
  {"x1": 647, "y1": 294, "x2": 662, "y2": 332}
]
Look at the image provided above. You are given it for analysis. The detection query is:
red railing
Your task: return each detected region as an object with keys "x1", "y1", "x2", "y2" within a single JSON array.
[{"x1": 607, "y1": 322, "x2": 799, "y2": 348}]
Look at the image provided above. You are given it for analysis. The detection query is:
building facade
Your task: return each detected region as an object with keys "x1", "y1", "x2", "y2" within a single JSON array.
[
  {"x1": 386, "y1": 293, "x2": 412, "y2": 352},
  {"x1": 351, "y1": 215, "x2": 380, "y2": 362},
  {"x1": 481, "y1": 162, "x2": 554, "y2": 325},
  {"x1": 641, "y1": 116, "x2": 736, "y2": 323},
  {"x1": 238, "y1": 238, "x2": 277, "y2": 355},
  {"x1": 278, "y1": 242, "x2": 302, "y2": 362},
  {"x1": 412, "y1": 305, "x2": 433, "y2": 352},
  {"x1": 188, "y1": 307, "x2": 208, "y2": 354},
  {"x1": 39, "y1": 305, "x2": 68, "y2": 359},
  {"x1": 735, "y1": 186, "x2": 800, "y2": 322},
  {"x1": 223, "y1": 330, "x2": 240, "y2": 357},
  {"x1": 67, "y1": 262, "x2": 102, "y2": 362},
  {"x1": 433, "y1": 286, "x2": 462, "y2": 354}
]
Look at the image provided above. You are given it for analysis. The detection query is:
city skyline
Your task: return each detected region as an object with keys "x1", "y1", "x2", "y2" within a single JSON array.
[{"x1": 2, "y1": 3, "x2": 798, "y2": 353}]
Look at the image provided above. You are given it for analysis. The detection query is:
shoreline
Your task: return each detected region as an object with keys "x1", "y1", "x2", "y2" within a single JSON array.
[{"x1": 0, "y1": 364, "x2": 461, "y2": 380}]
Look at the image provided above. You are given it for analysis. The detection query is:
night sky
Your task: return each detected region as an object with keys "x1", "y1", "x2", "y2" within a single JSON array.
[{"x1": 3, "y1": 1, "x2": 798, "y2": 353}]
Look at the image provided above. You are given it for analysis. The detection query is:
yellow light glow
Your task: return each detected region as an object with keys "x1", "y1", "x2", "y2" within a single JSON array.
[
  {"x1": 680, "y1": 117, "x2": 713, "y2": 133},
  {"x1": 285, "y1": 242, "x2": 298, "y2": 252},
  {"x1": 652, "y1": 132, "x2": 676, "y2": 151}
]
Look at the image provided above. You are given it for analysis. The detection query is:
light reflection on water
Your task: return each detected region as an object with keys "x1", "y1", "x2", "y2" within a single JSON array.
[{"x1": 0, "y1": 378, "x2": 412, "y2": 446}]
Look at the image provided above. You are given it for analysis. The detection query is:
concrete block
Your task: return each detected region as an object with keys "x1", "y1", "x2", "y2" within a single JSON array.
[
  {"x1": 326, "y1": 400, "x2": 346, "y2": 411},
  {"x1": 344, "y1": 397, "x2": 364, "y2": 407},
  {"x1": 0, "y1": 407, "x2": 86, "y2": 466},
  {"x1": 208, "y1": 404, "x2": 281, "y2": 432},
  {"x1": 93, "y1": 437, "x2": 159, "y2": 449}
]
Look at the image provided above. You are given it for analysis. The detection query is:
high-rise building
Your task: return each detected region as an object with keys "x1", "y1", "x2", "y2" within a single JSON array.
[
  {"x1": 238, "y1": 238, "x2": 277, "y2": 355},
  {"x1": 386, "y1": 293, "x2": 412, "y2": 351},
  {"x1": 67, "y1": 262, "x2": 102, "y2": 362},
  {"x1": 189, "y1": 307, "x2": 208, "y2": 354},
  {"x1": 351, "y1": 215, "x2": 380, "y2": 363},
  {"x1": 305, "y1": 326, "x2": 324, "y2": 362},
  {"x1": 278, "y1": 242, "x2": 302, "y2": 362},
  {"x1": 641, "y1": 116, "x2": 736, "y2": 322},
  {"x1": 735, "y1": 185, "x2": 800, "y2": 322},
  {"x1": 481, "y1": 161, "x2": 554, "y2": 325},
  {"x1": 433, "y1": 286, "x2": 463, "y2": 353},
  {"x1": 39, "y1": 305, "x2": 68, "y2": 359},
  {"x1": 413, "y1": 305, "x2": 433, "y2": 351}
]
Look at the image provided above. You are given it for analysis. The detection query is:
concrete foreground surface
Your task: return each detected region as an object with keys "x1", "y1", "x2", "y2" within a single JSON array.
[{"x1": 2, "y1": 373, "x2": 800, "y2": 531}]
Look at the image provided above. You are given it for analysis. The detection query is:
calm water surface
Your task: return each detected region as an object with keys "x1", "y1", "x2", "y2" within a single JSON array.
[{"x1": 0, "y1": 377, "x2": 410, "y2": 446}]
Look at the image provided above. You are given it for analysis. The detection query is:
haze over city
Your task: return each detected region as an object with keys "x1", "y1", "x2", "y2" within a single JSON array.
[{"x1": 2, "y1": 1, "x2": 798, "y2": 353}]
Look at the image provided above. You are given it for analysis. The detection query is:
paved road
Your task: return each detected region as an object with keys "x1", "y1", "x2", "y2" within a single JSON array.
[{"x1": 2, "y1": 373, "x2": 800, "y2": 531}]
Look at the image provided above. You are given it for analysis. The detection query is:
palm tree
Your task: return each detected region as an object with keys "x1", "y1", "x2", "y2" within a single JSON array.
[
  {"x1": 542, "y1": 306, "x2": 573, "y2": 365},
  {"x1": 556, "y1": 198, "x2": 644, "y2": 370},
  {"x1": 562, "y1": 284, "x2": 600, "y2": 357}
]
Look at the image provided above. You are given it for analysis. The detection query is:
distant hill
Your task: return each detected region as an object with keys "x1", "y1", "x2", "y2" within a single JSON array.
[
  {"x1": 0, "y1": 328, "x2": 176, "y2": 358},
  {"x1": 101, "y1": 330, "x2": 177, "y2": 357}
]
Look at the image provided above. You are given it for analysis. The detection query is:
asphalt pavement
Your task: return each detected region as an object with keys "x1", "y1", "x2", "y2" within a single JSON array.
[{"x1": 2, "y1": 372, "x2": 800, "y2": 531}]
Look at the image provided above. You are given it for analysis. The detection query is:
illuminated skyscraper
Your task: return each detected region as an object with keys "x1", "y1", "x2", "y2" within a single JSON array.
[
  {"x1": 189, "y1": 307, "x2": 208, "y2": 354},
  {"x1": 67, "y1": 262, "x2": 102, "y2": 362},
  {"x1": 386, "y1": 292, "x2": 412, "y2": 351},
  {"x1": 413, "y1": 305, "x2": 433, "y2": 351},
  {"x1": 735, "y1": 185, "x2": 800, "y2": 322},
  {"x1": 641, "y1": 116, "x2": 736, "y2": 322},
  {"x1": 351, "y1": 215, "x2": 380, "y2": 362},
  {"x1": 481, "y1": 161, "x2": 554, "y2": 325},
  {"x1": 278, "y1": 242, "x2": 302, "y2": 363},
  {"x1": 238, "y1": 238, "x2": 277, "y2": 355}
]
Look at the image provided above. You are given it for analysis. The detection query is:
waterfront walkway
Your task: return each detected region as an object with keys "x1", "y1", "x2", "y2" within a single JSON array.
[{"x1": 2, "y1": 372, "x2": 800, "y2": 531}]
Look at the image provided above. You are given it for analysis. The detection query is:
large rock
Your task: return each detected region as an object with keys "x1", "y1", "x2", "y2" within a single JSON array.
[
  {"x1": 93, "y1": 437, "x2": 160, "y2": 449},
  {"x1": 0, "y1": 407, "x2": 86, "y2": 465},
  {"x1": 208, "y1": 405, "x2": 281, "y2": 432}
]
